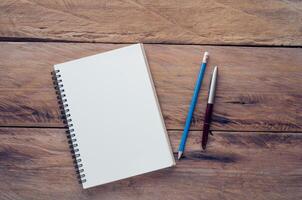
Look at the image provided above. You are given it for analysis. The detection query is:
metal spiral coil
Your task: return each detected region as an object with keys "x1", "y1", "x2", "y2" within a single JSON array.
[{"x1": 52, "y1": 69, "x2": 86, "y2": 184}]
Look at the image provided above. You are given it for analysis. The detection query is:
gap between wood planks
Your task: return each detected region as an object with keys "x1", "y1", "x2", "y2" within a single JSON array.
[
  {"x1": 0, "y1": 36, "x2": 302, "y2": 48},
  {"x1": 0, "y1": 125, "x2": 302, "y2": 134}
]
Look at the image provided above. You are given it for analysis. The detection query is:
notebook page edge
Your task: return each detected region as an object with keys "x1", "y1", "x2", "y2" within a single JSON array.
[{"x1": 139, "y1": 43, "x2": 176, "y2": 166}]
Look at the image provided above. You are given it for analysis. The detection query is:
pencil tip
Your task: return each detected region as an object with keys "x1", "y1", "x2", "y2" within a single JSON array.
[{"x1": 178, "y1": 151, "x2": 183, "y2": 160}]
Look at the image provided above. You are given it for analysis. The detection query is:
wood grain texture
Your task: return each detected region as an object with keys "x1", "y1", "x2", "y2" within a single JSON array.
[
  {"x1": 0, "y1": 42, "x2": 301, "y2": 131},
  {"x1": 0, "y1": 128, "x2": 301, "y2": 200},
  {"x1": 0, "y1": 0, "x2": 302, "y2": 45}
]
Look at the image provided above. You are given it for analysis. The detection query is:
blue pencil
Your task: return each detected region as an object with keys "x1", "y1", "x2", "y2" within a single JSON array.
[{"x1": 178, "y1": 52, "x2": 209, "y2": 159}]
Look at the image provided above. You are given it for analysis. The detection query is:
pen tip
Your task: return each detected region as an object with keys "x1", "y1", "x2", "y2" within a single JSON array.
[{"x1": 177, "y1": 151, "x2": 183, "y2": 160}]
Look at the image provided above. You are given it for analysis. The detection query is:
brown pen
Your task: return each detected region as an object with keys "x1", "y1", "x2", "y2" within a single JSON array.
[{"x1": 202, "y1": 66, "x2": 218, "y2": 150}]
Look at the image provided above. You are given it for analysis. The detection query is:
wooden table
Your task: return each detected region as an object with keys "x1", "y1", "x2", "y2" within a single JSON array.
[{"x1": 1, "y1": 1, "x2": 302, "y2": 199}]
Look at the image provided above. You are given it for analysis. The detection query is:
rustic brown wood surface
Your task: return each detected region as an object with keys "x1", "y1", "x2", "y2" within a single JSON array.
[
  {"x1": 0, "y1": 128, "x2": 301, "y2": 200},
  {"x1": 1, "y1": 0, "x2": 302, "y2": 199},
  {"x1": 1, "y1": 0, "x2": 302, "y2": 45},
  {"x1": 0, "y1": 43, "x2": 301, "y2": 131}
]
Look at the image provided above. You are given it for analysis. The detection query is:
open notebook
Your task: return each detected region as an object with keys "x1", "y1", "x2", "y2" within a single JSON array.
[{"x1": 53, "y1": 44, "x2": 175, "y2": 189}]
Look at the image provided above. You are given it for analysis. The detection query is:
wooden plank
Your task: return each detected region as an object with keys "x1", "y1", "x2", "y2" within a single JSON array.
[
  {"x1": 0, "y1": 42, "x2": 301, "y2": 131},
  {"x1": 0, "y1": 128, "x2": 301, "y2": 199},
  {"x1": 0, "y1": 0, "x2": 302, "y2": 46}
]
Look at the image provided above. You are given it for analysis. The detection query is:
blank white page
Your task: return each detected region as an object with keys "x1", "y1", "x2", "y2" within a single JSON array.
[{"x1": 54, "y1": 44, "x2": 175, "y2": 189}]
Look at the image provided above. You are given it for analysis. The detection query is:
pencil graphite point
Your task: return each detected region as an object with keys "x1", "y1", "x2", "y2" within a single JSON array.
[{"x1": 178, "y1": 151, "x2": 183, "y2": 160}]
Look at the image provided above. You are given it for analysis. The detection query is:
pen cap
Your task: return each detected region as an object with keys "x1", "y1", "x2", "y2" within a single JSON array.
[{"x1": 208, "y1": 66, "x2": 218, "y2": 104}]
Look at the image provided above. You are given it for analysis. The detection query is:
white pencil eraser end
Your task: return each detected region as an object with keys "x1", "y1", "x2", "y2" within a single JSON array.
[{"x1": 202, "y1": 51, "x2": 209, "y2": 63}]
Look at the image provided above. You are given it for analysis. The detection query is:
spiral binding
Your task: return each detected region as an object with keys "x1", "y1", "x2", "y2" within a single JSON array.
[{"x1": 52, "y1": 69, "x2": 86, "y2": 184}]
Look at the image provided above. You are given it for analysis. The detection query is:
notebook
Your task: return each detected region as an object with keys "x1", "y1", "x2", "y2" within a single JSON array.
[{"x1": 52, "y1": 43, "x2": 175, "y2": 189}]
